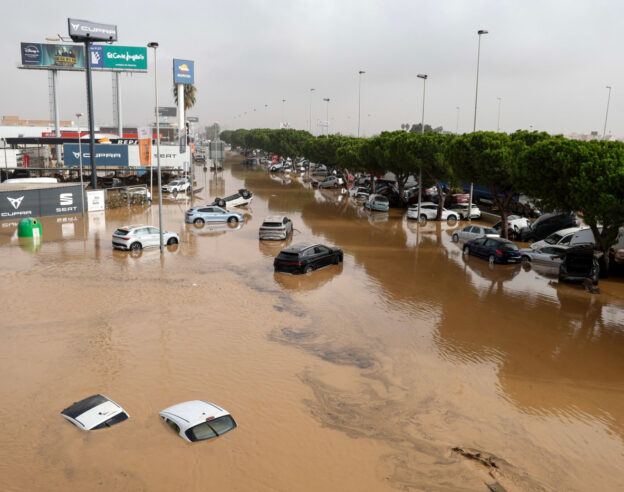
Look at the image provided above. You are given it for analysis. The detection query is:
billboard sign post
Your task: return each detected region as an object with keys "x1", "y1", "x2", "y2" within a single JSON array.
[
  {"x1": 158, "y1": 107, "x2": 176, "y2": 117},
  {"x1": 68, "y1": 19, "x2": 117, "y2": 42},
  {"x1": 173, "y1": 59, "x2": 194, "y2": 84}
]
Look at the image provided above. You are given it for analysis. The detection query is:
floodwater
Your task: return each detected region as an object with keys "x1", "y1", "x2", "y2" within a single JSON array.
[{"x1": 1, "y1": 155, "x2": 623, "y2": 492}]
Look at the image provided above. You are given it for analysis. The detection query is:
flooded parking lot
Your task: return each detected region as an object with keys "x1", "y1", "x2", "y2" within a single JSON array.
[{"x1": 1, "y1": 154, "x2": 623, "y2": 491}]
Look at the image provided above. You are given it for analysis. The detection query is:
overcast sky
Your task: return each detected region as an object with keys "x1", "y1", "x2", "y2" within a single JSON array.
[{"x1": 0, "y1": 0, "x2": 622, "y2": 137}]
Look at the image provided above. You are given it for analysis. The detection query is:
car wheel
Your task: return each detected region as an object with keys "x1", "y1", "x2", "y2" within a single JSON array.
[
  {"x1": 194, "y1": 218, "x2": 205, "y2": 225},
  {"x1": 420, "y1": 214, "x2": 427, "y2": 222},
  {"x1": 167, "y1": 237, "x2": 178, "y2": 245},
  {"x1": 333, "y1": 255, "x2": 340, "y2": 264},
  {"x1": 521, "y1": 255, "x2": 531, "y2": 264},
  {"x1": 488, "y1": 255, "x2": 496, "y2": 265},
  {"x1": 448, "y1": 214, "x2": 458, "y2": 222},
  {"x1": 452, "y1": 234, "x2": 459, "y2": 243},
  {"x1": 304, "y1": 265, "x2": 313, "y2": 274},
  {"x1": 333, "y1": 183, "x2": 338, "y2": 188},
  {"x1": 228, "y1": 216, "x2": 238, "y2": 223},
  {"x1": 130, "y1": 242, "x2": 141, "y2": 251},
  {"x1": 463, "y1": 246, "x2": 470, "y2": 255}
]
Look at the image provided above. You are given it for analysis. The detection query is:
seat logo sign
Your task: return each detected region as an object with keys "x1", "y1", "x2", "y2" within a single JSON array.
[
  {"x1": 60, "y1": 193, "x2": 73, "y2": 206},
  {"x1": 7, "y1": 196, "x2": 24, "y2": 209},
  {"x1": 56, "y1": 193, "x2": 77, "y2": 213}
]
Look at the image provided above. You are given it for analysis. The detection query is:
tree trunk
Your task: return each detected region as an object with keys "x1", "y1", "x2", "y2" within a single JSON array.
[{"x1": 435, "y1": 181, "x2": 444, "y2": 220}]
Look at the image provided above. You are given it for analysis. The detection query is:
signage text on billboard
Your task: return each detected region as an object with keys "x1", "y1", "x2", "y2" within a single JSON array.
[
  {"x1": 68, "y1": 18, "x2": 118, "y2": 42},
  {"x1": 63, "y1": 144, "x2": 129, "y2": 167}
]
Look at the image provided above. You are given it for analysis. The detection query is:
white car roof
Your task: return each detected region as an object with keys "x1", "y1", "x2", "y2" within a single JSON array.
[
  {"x1": 61, "y1": 394, "x2": 127, "y2": 430},
  {"x1": 264, "y1": 215, "x2": 286, "y2": 222},
  {"x1": 550, "y1": 227, "x2": 582, "y2": 236},
  {"x1": 159, "y1": 400, "x2": 229, "y2": 429},
  {"x1": 120, "y1": 224, "x2": 149, "y2": 230}
]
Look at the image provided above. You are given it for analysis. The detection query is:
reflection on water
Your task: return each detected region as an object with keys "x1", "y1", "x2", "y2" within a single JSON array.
[{"x1": 0, "y1": 155, "x2": 623, "y2": 491}]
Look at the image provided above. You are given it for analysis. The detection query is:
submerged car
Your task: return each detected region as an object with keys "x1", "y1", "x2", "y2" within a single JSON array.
[
  {"x1": 274, "y1": 242, "x2": 343, "y2": 274},
  {"x1": 449, "y1": 203, "x2": 481, "y2": 220},
  {"x1": 452, "y1": 225, "x2": 499, "y2": 243},
  {"x1": 407, "y1": 202, "x2": 460, "y2": 221},
  {"x1": 364, "y1": 194, "x2": 390, "y2": 212},
  {"x1": 559, "y1": 245, "x2": 600, "y2": 285},
  {"x1": 112, "y1": 225, "x2": 179, "y2": 251},
  {"x1": 259, "y1": 215, "x2": 293, "y2": 240},
  {"x1": 530, "y1": 227, "x2": 581, "y2": 250},
  {"x1": 210, "y1": 189, "x2": 253, "y2": 208},
  {"x1": 318, "y1": 175, "x2": 344, "y2": 189},
  {"x1": 517, "y1": 212, "x2": 580, "y2": 242},
  {"x1": 162, "y1": 179, "x2": 191, "y2": 194},
  {"x1": 186, "y1": 206, "x2": 243, "y2": 225},
  {"x1": 160, "y1": 400, "x2": 237, "y2": 442},
  {"x1": 463, "y1": 237, "x2": 521, "y2": 264},
  {"x1": 492, "y1": 215, "x2": 531, "y2": 235},
  {"x1": 61, "y1": 394, "x2": 129, "y2": 431},
  {"x1": 519, "y1": 245, "x2": 567, "y2": 266}
]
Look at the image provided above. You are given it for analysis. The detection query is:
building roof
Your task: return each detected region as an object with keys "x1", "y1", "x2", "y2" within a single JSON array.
[{"x1": 0, "y1": 182, "x2": 84, "y2": 192}]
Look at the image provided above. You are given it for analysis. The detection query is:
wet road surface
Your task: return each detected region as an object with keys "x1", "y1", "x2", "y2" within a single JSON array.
[{"x1": 0, "y1": 154, "x2": 623, "y2": 491}]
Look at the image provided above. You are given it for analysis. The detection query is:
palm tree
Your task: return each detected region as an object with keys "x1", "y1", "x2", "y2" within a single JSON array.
[{"x1": 173, "y1": 83, "x2": 197, "y2": 111}]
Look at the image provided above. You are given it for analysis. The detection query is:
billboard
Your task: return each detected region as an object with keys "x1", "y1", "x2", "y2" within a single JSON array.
[
  {"x1": 0, "y1": 185, "x2": 84, "y2": 219},
  {"x1": 187, "y1": 116, "x2": 199, "y2": 123},
  {"x1": 20, "y1": 43, "x2": 146, "y2": 71},
  {"x1": 21, "y1": 42, "x2": 85, "y2": 69},
  {"x1": 137, "y1": 127, "x2": 152, "y2": 166},
  {"x1": 68, "y1": 18, "x2": 118, "y2": 42},
  {"x1": 63, "y1": 144, "x2": 129, "y2": 167},
  {"x1": 158, "y1": 107, "x2": 177, "y2": 117},
  {"x1": 173, "y1": 59, "x2": 194, "y2": 84}
]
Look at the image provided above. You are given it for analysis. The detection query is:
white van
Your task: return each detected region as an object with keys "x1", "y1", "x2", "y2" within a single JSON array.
[{"x1": 530, "y1": 227, "x2": 580, "y2": 250}]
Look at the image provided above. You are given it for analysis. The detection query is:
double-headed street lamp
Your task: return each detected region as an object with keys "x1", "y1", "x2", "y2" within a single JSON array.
[
  {"x1": 309, "y1": 88, "x2": 315, "y2": 133},
  {"x1": 358, "y1": 70, "x2": 365, "y2": 137},
  {"x1": 416, "y1": 74, "x2": 428, "y2": 222},
  {"x1": 148, "y1": 41, "x2": 164, "y2": 253},
  {"x1": 281, "y1": 98, "x2": 286, "y2": 128},
  {"x1": 603, "y1": 85, "x2": 612, "y2": 139},
  {"x1": 75, "y1": 113, "x2": 85, "y2": 217}
]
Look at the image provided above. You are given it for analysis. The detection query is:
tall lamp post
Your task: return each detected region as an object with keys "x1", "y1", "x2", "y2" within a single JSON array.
[
  {"x1": 357, "y1": 70, "x2": 365, "y2": 137},
  {"x1": 75, "y1": 113, "x2": 85, "y2": 217},
  {"x1": 281, "y1": 98, "x2": 286, "y2": 128},
  {"x1": 2, "y1": 137, "x2": 8, "y2": 180},
  {"x1": 417, "y1": 74, "x2": 428, "y2": 222},
  {"x1": 323, "y1": 98, "x2": 330, "y2": 136},
  {"x1": 455, "y1": 106, "x2": 460, "y2": 134},
  {"x1": 603, "y1": 85, "x2": 612, "y2": 139},
  {"x1": 148, "y1": 42, "x2": 164, "y2": 253},
  {"x1": 497, "y1": 97, "x2": 502, "y2": 132},
  {"x1": 469, "y1": 29, "x2": 488, "y2": 221},
  {"x1": 309, "y1": 88, "x2": 315, "y2": 133}
]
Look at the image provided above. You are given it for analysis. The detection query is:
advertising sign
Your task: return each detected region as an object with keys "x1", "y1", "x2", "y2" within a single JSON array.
[
  {"x1": 158, "y1": 107, "x2": 177, "y2": 117},
  {"x1": 0, "y1": 185, "x2": 84, "y2": 219},
  {"x1": 87, "y1": 190, "x2": 105, "y2": 212},
  {"x1": 137, "y1": 126, "x2": 152, "y2": 166},
  {"x1": 101, "y1": 46, "x2": 147, "y2": 70},
  {"x1": 179, "y1": 135, "x2": 187, "y2": 154},
  {"x1": 187, "y1": 116, "x2": 199, "y2": 123},
  {"x1": 21, "y1": 42, "x2": 85, "y2": 69},
  {"x1": 63, "y1": 144, "x2": 129, "y2": 167},
  {"x1": 68, "y1": 18, "x2": 118, "y2": 42},
  {"x1": 173, "y1": 59, "x2": 194, "y2": 84},
  {"x1": 127, "y1": 145, "x2": 185, "y2": 169}
]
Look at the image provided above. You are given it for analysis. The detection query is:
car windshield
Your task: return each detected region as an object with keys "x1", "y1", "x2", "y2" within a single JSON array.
[
  {"x1": 376, "y1": 197, "x2": 389, "y2": 202},
  {"x1": 545, "y1": 233, "x2": 563, "y2": 244},
  {"x1": 508, "y1": 215, "x2": 521, "y2": 220},
  {"x1": 184, "y1": 415, "x2": 237, "y2": 441},
  {"x1": 169, "y1": 181, "x2": 180, "y2": 185},
  {"x1": 484, "y1": 228, "x2": 497, "y2": 234},
  {"x1": 263, "y1": 222, "x2": 283, "y2": 227},
  {"x1": 501, "y1": 242, "x2": 519, "y2": 251},
  {"x1": 114, "y1": 229, "x2": 129, "y2": 236}
]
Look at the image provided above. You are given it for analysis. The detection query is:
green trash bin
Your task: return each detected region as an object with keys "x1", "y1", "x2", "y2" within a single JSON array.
[{"x1": 17, "y1": 218, "x2": 42, "y2": 239}]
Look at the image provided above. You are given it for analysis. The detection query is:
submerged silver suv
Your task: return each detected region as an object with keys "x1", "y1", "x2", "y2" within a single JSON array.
[
  {"x1": 112, "y1": 224, "x2": 179, "y2": 251},
  {"x1": 259, "y1": 216, "x2": 293, "y2": 240}
]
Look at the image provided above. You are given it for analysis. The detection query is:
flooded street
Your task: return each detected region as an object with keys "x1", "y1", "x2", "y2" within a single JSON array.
[{"x1": 1, "y1": 154, "x2": 623, "y2": 491}]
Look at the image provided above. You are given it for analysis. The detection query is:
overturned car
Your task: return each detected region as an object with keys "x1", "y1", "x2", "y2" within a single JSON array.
[{"x1": 210, "y1": 189, "x2": 253, "y2": 208}]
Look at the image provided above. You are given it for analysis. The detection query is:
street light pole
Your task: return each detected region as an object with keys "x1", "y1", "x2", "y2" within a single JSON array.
[
  {"x1": 323, "y1": 98, "x2": 330, "y2": 136},
  {"x1": 2, "y1": 137, "x2": 8, "y2": 181},
  {"x1": 456, "y1": 106, "x2": 460, "y2": 134},
  {"x1": 358, "y1": 70, "x2": 365, "y2": 137},
  {"x1": 417, "y1": 74, "x2": 428, "y2": 222},
  {"x1": 309, "y1": 88, "x2": 315, "y2": 134},
  {"x1": 76, "y1": 113, "x2": 85, "y2": 217},
  {"x1": 469, "y1": 29, "x2": 488, "y2": 222},
  {"x1": 497, "y1": 97, "x2": 502, "y2": 132},
  {"x1": 281, "y1": 98, "x2": 286, "y2": 128},
  {"x1": 603, "y1": 85, "x2": 612, "y2": 139},
  {"x1": 148, "y1": 42, "x2": 164, "y2": 254}
]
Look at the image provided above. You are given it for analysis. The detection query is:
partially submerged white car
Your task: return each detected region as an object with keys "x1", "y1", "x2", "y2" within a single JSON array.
[
  {"x1": 61, "y1": 394, "x2": 129, "y2": 431},
  {"x1": 160, "y1": 400, "x2": 237, "y2": 442}
]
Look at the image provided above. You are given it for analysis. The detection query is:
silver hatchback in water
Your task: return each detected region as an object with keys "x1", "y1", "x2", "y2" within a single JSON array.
[
  {"x1": 259, "y1": 216, "x2": 293, "y2": 240},
  {"x1": 112, "y1": 224, "x2": 179, "y2": 251}
]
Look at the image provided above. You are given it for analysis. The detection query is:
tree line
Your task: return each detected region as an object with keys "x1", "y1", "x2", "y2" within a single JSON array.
[{"x1": 220, "y1": 128, "x2": 624, "y2": 256}]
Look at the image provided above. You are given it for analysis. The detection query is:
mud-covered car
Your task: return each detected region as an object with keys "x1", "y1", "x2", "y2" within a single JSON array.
[
  {"x1": 259, "y1": 215, "x2": 293, "y2": 240},
  {"x1": 274, "y1": 242, "x2": 343, "y2": 274},
  {"x1": 112, "y1": 225, "x2": 179, "y2": 251},
  {"x1": 185, "y1": 206, "x2": 243, "y2": 225},
  {"x1": 160, "y1": 400, "x2": 237, "y2": 442},
  {"x1": 61, "y1": 394, "x2": 129, "y2": 431}
]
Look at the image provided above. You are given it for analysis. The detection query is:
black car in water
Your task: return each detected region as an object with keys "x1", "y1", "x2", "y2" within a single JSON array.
[
  {"x1": 274, "y1": 242, "x2": 343, "y2": 274},
  {"x1": 517, "y1": 212, "x2": 580, "y2": 242},
  {"x1": 559, "y1": 244, "x2": 600, "y2": 285},
  {"x1": 463, "y1": 237, "x2": 522, "y2": 264}
]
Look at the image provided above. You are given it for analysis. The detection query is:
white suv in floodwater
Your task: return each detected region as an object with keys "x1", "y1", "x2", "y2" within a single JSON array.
[{"x1": 112, "y1": 224, "x2": 179, "y2": 251}]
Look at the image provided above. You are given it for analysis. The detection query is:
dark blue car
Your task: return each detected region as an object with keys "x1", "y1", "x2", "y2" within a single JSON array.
[{"x1": 463, "y1": 237, "x2": 521, "y2": 265}]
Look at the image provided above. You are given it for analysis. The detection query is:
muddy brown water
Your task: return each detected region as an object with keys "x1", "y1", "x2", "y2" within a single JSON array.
[{"x1": 0, "y1": 155, "x2": 623, "y2": 491}]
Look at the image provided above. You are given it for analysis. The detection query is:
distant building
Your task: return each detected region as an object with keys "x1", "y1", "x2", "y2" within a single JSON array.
[{"x1": 566, "y1": 131, "x2": 615, "y2": 141}]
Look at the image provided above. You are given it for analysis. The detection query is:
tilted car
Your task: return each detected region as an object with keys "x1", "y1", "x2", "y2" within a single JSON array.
[
  {"x1": 530, "y1": 227, "x2": 581, "y2": 250},
  {"x1": 452, "y1": 225, "x2": 499, "y2": 243},
  {"x1": 112, "y1": 225, "x2": 179, "y2": 251},
  {"x1": 364, "y1": 194, "x2": 389, "y2": 212},
  {"x1": 492, "y1": 215, "x2": 531, "y2": 235},
  {"x1": 259, "y1": 215, "x2": 293, "y2": 240},
  {"x1": 517, "y1": 212, "x2": 580, "y2": 242},
  {"x1": 211, "y1": 189, "x2": 253, "y2": 208},
  {"x1": 318, "y1": 176, "x2": 344, "y2": 189},
  {"x1": 185, "y1": 206, "x2": 244, "y2": 225},
  {"x1": 274, "y1": 242, "x2": 343, "y2": 274},
  {"x1": 407, "y1": 202, "x2": 460, "y2": 221},
  {"x1": 449, "y1": 203, "x2": 481, "y2": 220},
  {"x1": 558, "y1": 244, "x2": 600, "y2": 285},
  {"x1": 61, "y1": 394, "x2": 129, "y2": 431},
  {"x1": 349, "y1": 186, "x2": 370, "y2": 200},
  {"x1": 160, "y1": 400, "x2": 237, "y2": 442},
  {"x1": 463, "y1": 237, "x2": 521, "y2": 264}
]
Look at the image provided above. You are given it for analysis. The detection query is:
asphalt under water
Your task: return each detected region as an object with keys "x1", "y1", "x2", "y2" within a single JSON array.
[{"x1": 0, "y1": 155, "x2": 623, "y2": 491}]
